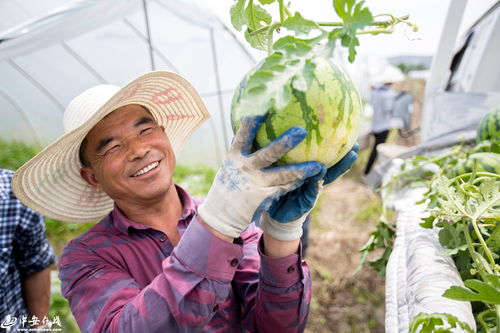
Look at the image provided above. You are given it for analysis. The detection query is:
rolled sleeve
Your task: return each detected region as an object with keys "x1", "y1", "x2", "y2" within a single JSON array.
[
  {"x1": 258, "y1": 239, "x2": 303, "y2": 287},
  {"x1": 14, "y1": 206, "x2": 56, "y2": 276},
  {"x1": 173, "y1": 215, "x2": 243, "y2": 281}
]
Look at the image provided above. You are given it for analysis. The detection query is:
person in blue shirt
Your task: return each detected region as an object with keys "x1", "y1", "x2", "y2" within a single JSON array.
[
  {"x1": 364, "y1": 82, "x2": 397, "y2": 175},
  {"x1": 0, "y1": 169, "x2": 56, "y2": 331}
]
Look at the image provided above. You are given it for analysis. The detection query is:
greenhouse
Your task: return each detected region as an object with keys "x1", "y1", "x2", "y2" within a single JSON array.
[{"x1": 1, "y1": 0, "x2": 499, "y2": 332}]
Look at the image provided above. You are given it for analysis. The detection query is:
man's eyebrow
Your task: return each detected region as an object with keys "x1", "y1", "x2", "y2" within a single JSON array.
[
  {"x1": 96, "y1": 137, "x2": 115, "y2": 153},
  {"x1": 95, "y1": 116, "x2": 155, "y2": 153},
  {"x1": 135, "y1": 117, "x2": 155, "y2": 127}
]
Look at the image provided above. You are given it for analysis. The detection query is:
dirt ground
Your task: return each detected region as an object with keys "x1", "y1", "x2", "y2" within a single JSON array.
[{"x1": 304, "y1": 176, "x2": 387, "y2": 333}]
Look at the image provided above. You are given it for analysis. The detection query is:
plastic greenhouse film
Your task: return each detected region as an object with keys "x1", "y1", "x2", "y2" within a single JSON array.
[{"x1": 383, "y1": 160, "x2": 476, "y2": 333}]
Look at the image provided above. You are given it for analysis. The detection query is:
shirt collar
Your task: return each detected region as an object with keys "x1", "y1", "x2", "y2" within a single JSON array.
[{"x1": 111, "y1": 185, "x2": 199, "y2": 235}]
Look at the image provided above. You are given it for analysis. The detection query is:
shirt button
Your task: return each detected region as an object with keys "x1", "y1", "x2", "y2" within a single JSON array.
[
  {"x1": 159, "y1": 235, "x2": 166, "y2": 242},
  {"x1": 230, "y1": 258, "x2": 239, "y2": 267},
  {"x1": 212, "y1": 304, "x2": 219, "y2": 312},
  {"x1": 287, "y1": 266, "x2": 295, "y2": 273}
]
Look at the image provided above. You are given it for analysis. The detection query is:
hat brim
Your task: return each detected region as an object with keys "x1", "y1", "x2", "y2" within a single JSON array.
[{"x1": 12, "y1": 71, "x2": 210, "y2": 223}]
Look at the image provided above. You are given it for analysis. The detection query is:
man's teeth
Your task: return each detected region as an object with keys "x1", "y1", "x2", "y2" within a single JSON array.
[{"x1": 133, "y1": 161, "x2": 159, "y2": 177}]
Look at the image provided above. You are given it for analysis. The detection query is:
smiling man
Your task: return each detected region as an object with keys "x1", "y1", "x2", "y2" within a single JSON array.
[{"x1": 13, "y1": 72, "x2": 357, "y2": 333}]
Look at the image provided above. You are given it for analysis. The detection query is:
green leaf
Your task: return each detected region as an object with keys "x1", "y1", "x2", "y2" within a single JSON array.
[
  {"x1": 329, "y1": 0, "x2": 373, "y2": 62},
  {"x1": 443, "y1": 279, "x2": 500, "y2": 304},
  {"x1": 244, "y1": 28, "x2": 268, "y2": 51},
  {"x1": 419, "y1": 216, "x2": 435, "y2": 229},
  {"x1": 438, "y1": 223, "x2": 464, "y2": 249},
  {"x1": 409, "y1": 313, "x2": 474, "y2": 333},
  {"x1": 282, "y1": 12, "x2": 320, "y2": 35},
  {"x1": 258, "y1": 0, "x2": 276, "y2": 4},
  {"x1": 230, "y1": 0, "x2": 247, "y2": 31},
  {"x1": 245, "y1": 1, "x2": 272, "y2": 30},
  {"x1": 436, "y1": 244, "x2": 467, "y2": 256},
  {"x1": 484, "y1": 273, "x2": 500, "y2": 289}
]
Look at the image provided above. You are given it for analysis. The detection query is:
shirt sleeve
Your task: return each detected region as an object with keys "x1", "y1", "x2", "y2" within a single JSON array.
[
  {"x1": 234, "y1": 224, "x2": 312, "y2": 332},
  {"x1": 13, "y1": 203, "x2": 56, "y2": 277},
  {"x1": 58, "y1": 216, "x2": 244, "y2": 333}
]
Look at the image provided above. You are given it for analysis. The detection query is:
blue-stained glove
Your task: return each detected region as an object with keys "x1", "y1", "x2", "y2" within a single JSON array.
[
  {"x1": 260, "y1": 143, "x2": 359, "y2": 241},
  {"x1": 198, "y1": 116, "x2": 325, "y2": 238}
]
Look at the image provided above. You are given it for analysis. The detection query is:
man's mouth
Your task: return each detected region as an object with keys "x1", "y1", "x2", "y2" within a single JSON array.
[{"x1": 131, "y1": 161, "x2": 160, "y2": 177}]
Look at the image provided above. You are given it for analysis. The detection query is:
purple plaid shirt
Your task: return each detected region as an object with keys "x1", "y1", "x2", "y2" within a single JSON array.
[{"x1": 58, "y1": 186, "x2": 311, "y2": 332}]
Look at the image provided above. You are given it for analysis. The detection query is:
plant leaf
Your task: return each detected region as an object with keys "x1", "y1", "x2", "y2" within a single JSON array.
[
  {"x1": 419, "y1": 216, "x2": 434, "y2": 229},
  {"x1": 443, "y1": 279, "x2": 500, "y2": 304},
  {"x1": 282, "y1": 12, "x2": 320, "y2": 35},
  {"x1": 329, "y1": 0, "x2": 373, "y2": 62},
  {"x1": 409, "y1": 312, "x2": 474, "y2": 333},
  {"x1": 230, "y1": 0, "x2": 247, "y2": 31},
  {"x1": 244, "y1": 28, "x2": 268, "y2": 50},
  {"x1": 245, "y1": 2, "x2": 272, "y2": 30}
]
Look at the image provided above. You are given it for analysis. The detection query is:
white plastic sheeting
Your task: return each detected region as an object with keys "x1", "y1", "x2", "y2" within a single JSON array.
[
  {"x1": 0, "y1": 0, "x2": 258, "y2": 168},
  {"x1": 384, "y1": 160, "x2": 476, "y2": 333}
]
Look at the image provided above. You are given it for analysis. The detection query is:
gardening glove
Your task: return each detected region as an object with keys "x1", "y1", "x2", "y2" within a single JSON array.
[
  {"x1": 260, "y1": 143, "x2": 359, "y2": 241},
  {"x1": 198, "y1": 116, "x2": 325, "y2": 239}
]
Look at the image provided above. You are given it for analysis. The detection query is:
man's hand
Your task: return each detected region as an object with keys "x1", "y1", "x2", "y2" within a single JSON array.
[
  {"x1": 260, "y1": 144, "x2": 359, "y2": 242},
  {"x1": 198, "y1": 116, "x2": 324, "y2": 239}
]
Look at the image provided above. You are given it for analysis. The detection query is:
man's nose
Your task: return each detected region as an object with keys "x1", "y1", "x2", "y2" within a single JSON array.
[{"x1": 126, "y1": 136, "x2": 149, "y2": 161}]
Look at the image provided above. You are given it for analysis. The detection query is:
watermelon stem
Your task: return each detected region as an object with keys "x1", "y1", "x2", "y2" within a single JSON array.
[
  {"x1": 278, "y1": 0, "x2": 286, "y2": 23},
  {"x1": 250, "y1": 15, "x2": 414, "y2": 37},
  {"x1": 450, "y1": 172, "x2": 500, "y2": 183},
  {"x1": 463, "y1": 218, "x2": 491, "y2": 281}
]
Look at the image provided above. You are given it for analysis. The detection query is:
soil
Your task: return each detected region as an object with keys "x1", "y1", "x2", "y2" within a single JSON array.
[{"x1": 305, "y1": 176, "x2": 387, "y2": 333}]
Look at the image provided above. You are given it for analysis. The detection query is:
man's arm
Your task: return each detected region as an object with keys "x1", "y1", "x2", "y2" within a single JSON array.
[
  {"x1": 233, "y1": 224, "x2": 311, "y2": 333},
  {"x1": 262, "y1": 233, "x2": 300, "y2": 257},
  {"x1": 22, "y1": 266, "x2": 52, "y2": 325},
  {"x1": 13, "y1": 198, "x2": 56, "y2": 325},
  {"x1": 59, "y1": 216, "x2": 243, "y2": 333}
]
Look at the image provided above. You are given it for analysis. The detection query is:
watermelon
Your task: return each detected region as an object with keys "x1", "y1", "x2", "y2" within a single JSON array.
[
  {"x1": 446, "y1": 152, "x2": 500, "y2": 177},
  {"x1": 230, "y1": 56, "x2": 362, "y2": 167},
  {"x1": 476, "y1": 107, "x2": 500, "y2": 144}
]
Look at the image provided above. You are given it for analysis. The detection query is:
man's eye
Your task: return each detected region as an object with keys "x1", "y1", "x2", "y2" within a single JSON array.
[
  {"x1": 140, "y1": 127, "x2": 154, "y2": 135},
  {"x1": 106, "y1": 145, "x2": 121, "y2": 154}
]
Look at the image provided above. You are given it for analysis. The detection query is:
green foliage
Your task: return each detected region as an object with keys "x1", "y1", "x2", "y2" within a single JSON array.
[
  {"x1": 282, "y1": 12, "x2": 319, "y2": 35},
  {"x1": 229, "y1": 0, "x2": 416, "y2": 60},
  {"x1": 356, "y1": 217, "x2": 395, "y2": 276},
  {"x1": 395, "y1": 62, "x2": 428, "y2": 74},
  {"x1": 330, "y1": 0, "x2": 373, "y2": 62},
  {"x1": 173, "y1": 165, "x2": 215, "y2": 197},
  {"x1": 0, "y1": 138, "x2": 40, "y2": 171},
  {"x1": 229, "y1": 0, "x2": 417, "y2": 131},
  {"x1": 49, "y1": 292, "x2": 80, "y2": 333},
  {"x1": 409, "y1": 313, "x2": 474, "y2": 333},
  {"x1": 359, "y1": 139, "x2": 500, "y2": 331},
  {"x1": 443, "y1": 276, "x2": 500, "y2": 305}
]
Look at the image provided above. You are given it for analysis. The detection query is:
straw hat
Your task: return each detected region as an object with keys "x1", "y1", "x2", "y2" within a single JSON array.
[{"x1": 12, "y1": 71, "x2": 210, "y2": 223}]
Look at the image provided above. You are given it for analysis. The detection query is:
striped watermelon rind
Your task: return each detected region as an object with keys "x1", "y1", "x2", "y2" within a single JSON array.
[
  {"x1": 446, "y1": 152, "x2": 500, "y2": 178},
  {"x1": 476, "y1": 107, "x2": 500, "y2": 144},
  {"x1": 231, "y1": 56, "x2": 362, "y2": 167}
]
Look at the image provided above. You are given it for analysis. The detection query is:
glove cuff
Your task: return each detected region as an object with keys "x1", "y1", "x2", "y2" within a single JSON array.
[
  {"x1": 198, "y1": 201, "x2": 242, "y2": 239},
  {"x1": 260, "y1": 212, "x2": 306, "y2": 241}
]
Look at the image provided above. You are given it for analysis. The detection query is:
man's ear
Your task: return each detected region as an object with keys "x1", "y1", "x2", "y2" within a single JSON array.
[{"x1": 80, "y1": 167, "x2": 101, "y2": 189}]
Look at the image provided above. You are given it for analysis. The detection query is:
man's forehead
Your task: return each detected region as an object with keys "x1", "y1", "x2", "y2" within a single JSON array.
[
  {"x1": 87, "y1": 105, "x2": 156, "y2": 141},
  {"x1": 99, "y1": 104, "x2": 154, "y2": 123}
]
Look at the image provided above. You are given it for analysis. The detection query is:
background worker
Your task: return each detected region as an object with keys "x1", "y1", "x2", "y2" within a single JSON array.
[{"x1": 0, "y1": 168, "x2": 56, "y2": 332}]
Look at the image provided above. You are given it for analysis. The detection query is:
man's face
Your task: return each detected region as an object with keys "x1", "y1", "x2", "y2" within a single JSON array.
[{"x1": 80, "y1": 104, "x2": 176, "y2": 204}]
